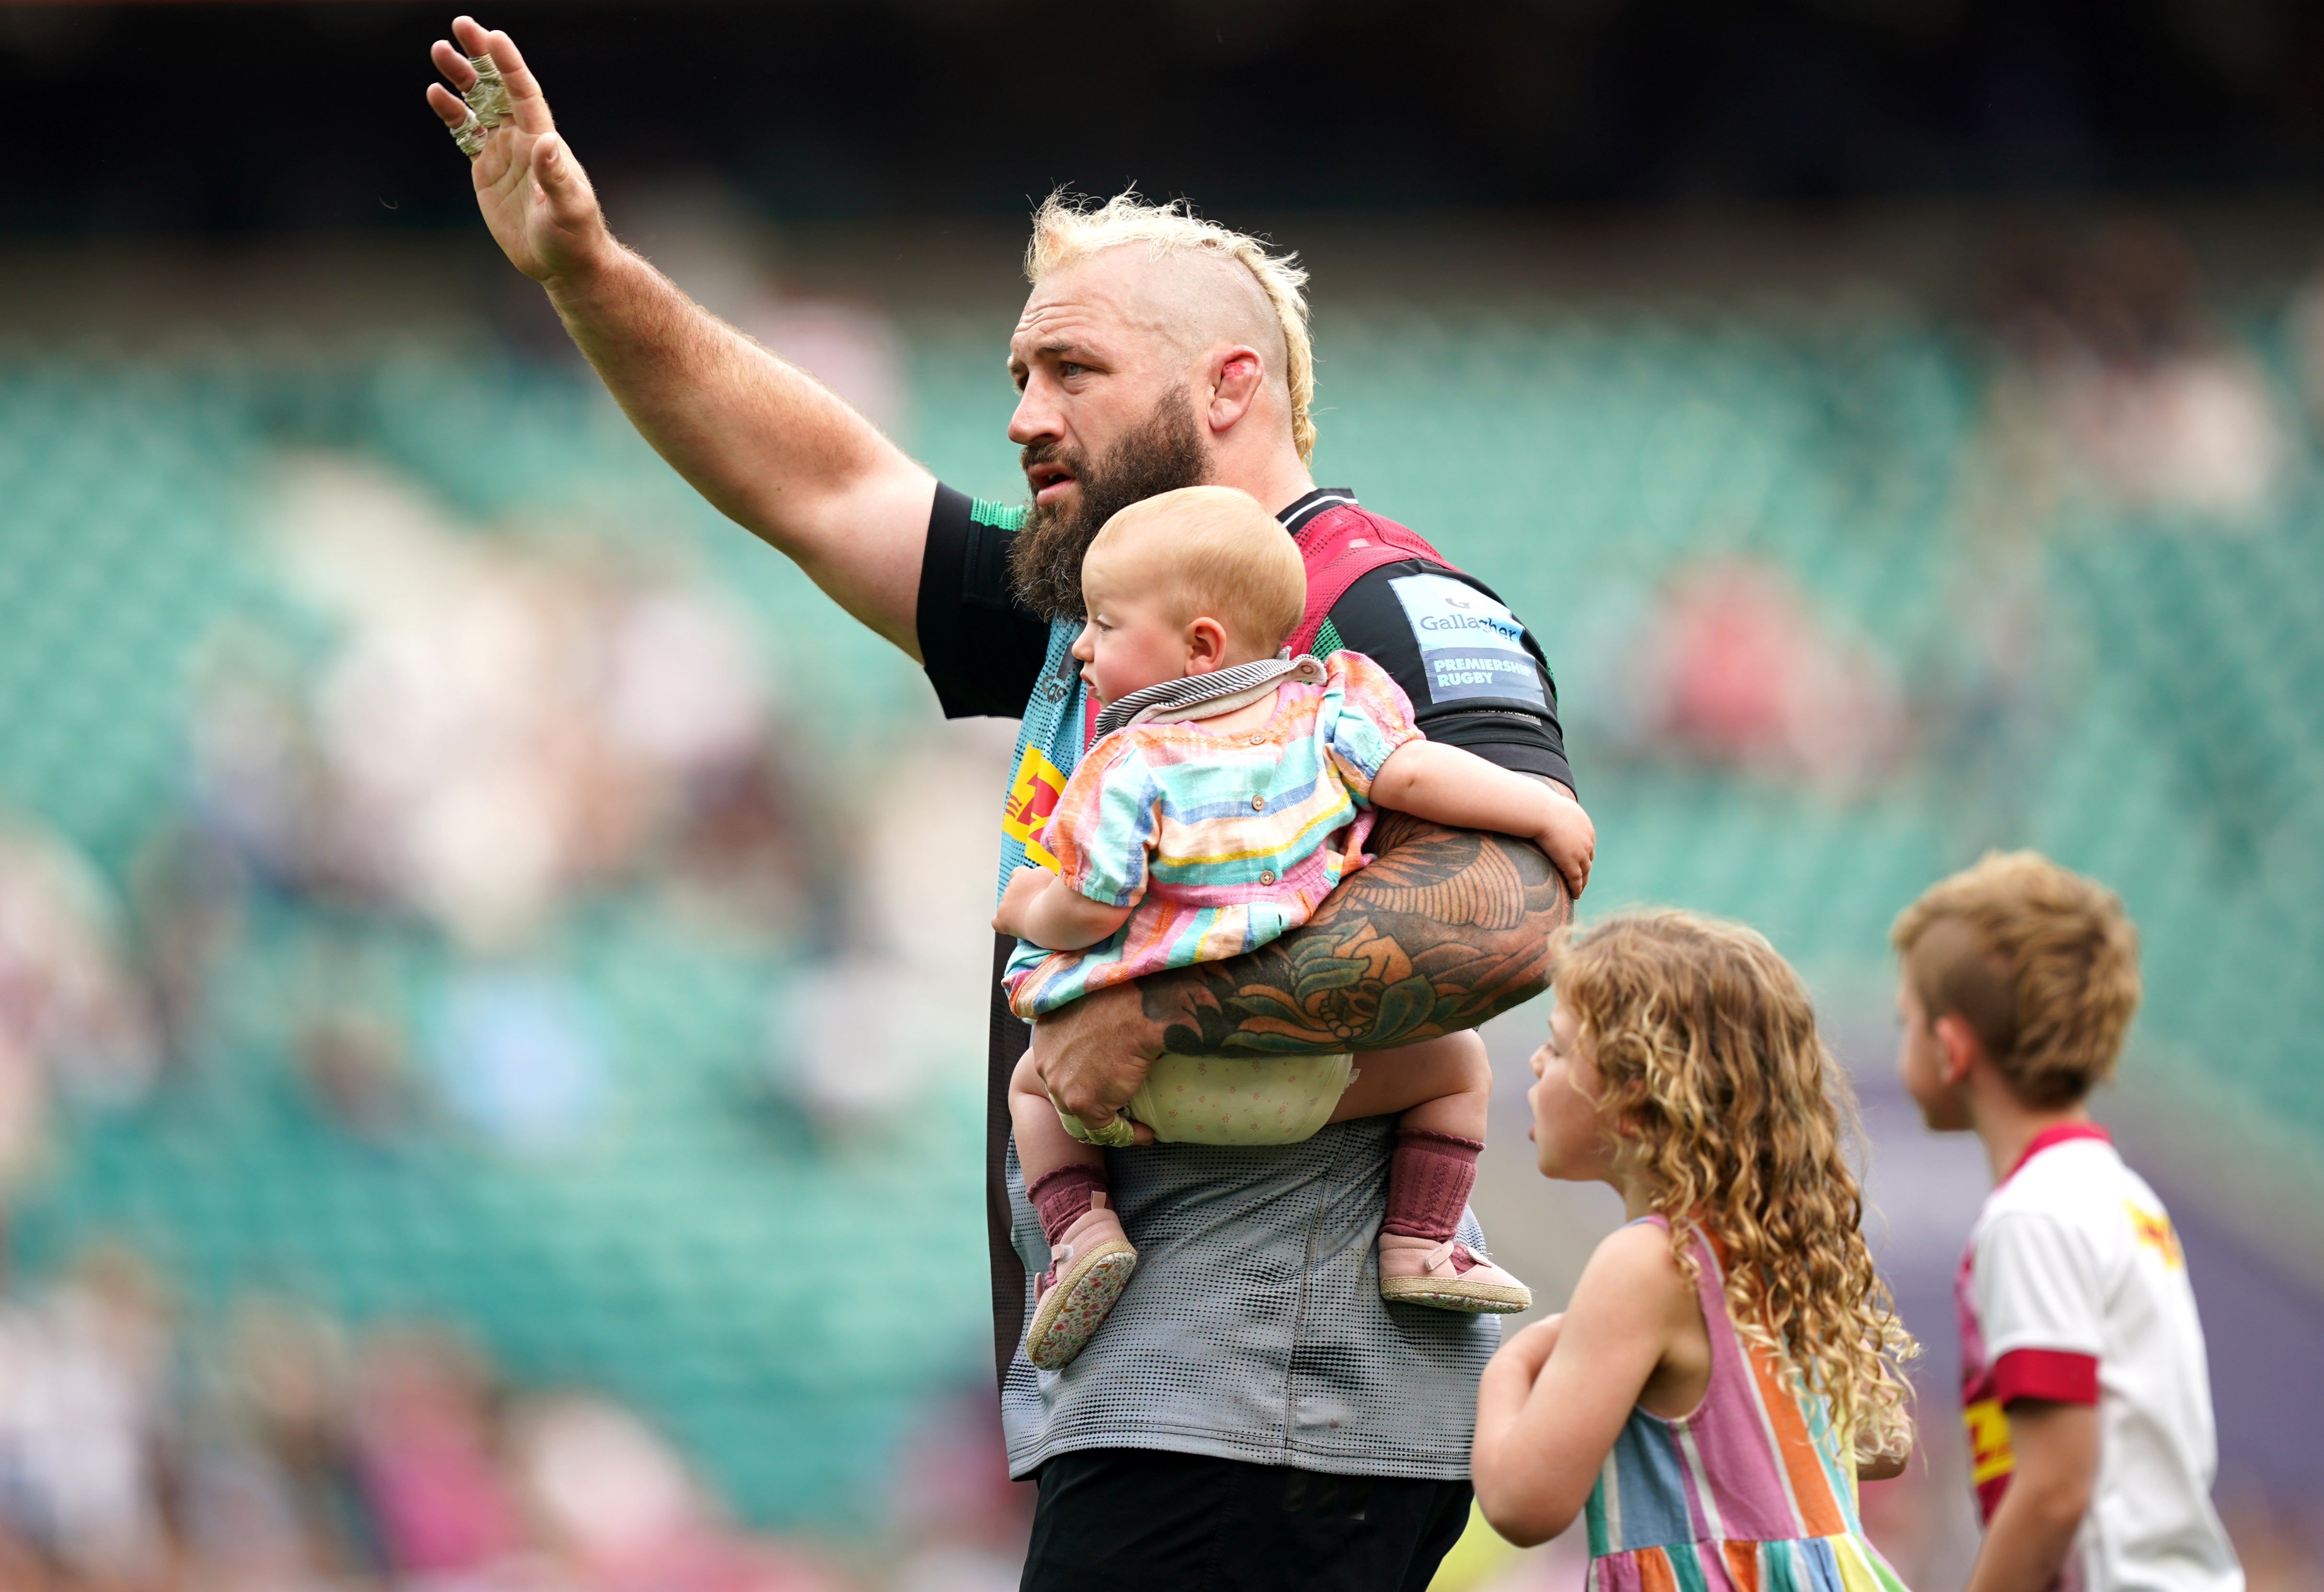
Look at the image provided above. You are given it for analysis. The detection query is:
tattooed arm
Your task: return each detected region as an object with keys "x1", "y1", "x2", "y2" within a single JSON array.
[{"x1": 1028, "y1": 811, "x2": 1572, "y2": 1133}]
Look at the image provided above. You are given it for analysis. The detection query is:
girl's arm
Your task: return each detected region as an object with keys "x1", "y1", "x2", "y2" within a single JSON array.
[
  {"x1": 1368, "y1": 740, "x2": 1595, "y2": 900},
  {"x1": 993, "y1": 865, "x2": 1135, "y2": 949},
  {"x1": 1471, "y1": 1223, "x2": 1692, "y2": 1546}
]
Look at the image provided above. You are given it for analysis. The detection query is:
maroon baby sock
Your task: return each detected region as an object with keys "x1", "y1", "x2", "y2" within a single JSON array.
[
  {"x1": 1382, "y1": 1129, "x2": 1485, "y2": 1241},
  {"x1": 1027, "y1": 1165, "x2": 1110, "y2": 1247}
]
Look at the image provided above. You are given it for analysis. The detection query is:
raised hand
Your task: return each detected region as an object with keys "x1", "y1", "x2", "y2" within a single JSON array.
[{"x1": 426, "y1": 16, "x2": 607, "y2": 286}]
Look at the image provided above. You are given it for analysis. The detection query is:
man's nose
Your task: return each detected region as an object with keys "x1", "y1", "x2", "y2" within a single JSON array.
[{"x1": 1008, "y1": 381, "x2": 1061, "y2": 447}]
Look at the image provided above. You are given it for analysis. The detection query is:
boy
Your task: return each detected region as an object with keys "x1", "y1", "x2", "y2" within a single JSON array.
[{"x1": 1892, "y1": 852, "x2": 2242, "y2": 1592}]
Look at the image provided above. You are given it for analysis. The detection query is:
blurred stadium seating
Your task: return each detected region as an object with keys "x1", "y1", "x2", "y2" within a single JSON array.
[{"x1": 2, "y1": 283, "x2": 2321, "y2": 1576}]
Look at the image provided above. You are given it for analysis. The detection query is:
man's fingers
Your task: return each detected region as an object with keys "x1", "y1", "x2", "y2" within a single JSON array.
[
  {"x1": 484, "y1": 28, "x2": 556, "y2": 135},
  {"x1": 450, "y1": 13, "x2": 491, "y2": 57},
  {"x1": 430, "y1": 37, "x2": 477, "y2": 92},
  {"x1": 426, "y1": 81, "x2": 472, "y2": 129}
]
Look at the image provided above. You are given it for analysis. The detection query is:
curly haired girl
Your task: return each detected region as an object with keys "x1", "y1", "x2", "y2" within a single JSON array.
[{"x1": 1472, "y1": 909, "x2": 1918, "y2": 1585}]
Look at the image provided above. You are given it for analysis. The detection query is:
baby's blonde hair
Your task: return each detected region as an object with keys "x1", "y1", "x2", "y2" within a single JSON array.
[
  {"x1": 1086, "y1": 486, "x2": 1305, "y2": 653},
  {"x1": 1891, "y1": 851, "x2": 2140, "y2": 1108},
  {"x1": 1027, "y1": 188, "x2": 1317, "y2": 464},
  {"x1": 1549, "y1": 910, "x2": 1917, "y2": 1463}
]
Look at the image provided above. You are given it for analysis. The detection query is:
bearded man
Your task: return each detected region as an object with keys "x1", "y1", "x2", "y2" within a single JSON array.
[{"x1": 429, "y1": 20, "x2": 1576, "y2": 1588}]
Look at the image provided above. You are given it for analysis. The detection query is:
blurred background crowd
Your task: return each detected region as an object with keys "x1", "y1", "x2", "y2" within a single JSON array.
[{"x1": 4, "y1": 1, "x2": 2324, "y2": 1588}]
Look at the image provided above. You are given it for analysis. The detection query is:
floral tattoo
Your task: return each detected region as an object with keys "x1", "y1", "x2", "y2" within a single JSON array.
[{"x1": 1138, "y1": 813, "x2": 1570, "y2": 1055}]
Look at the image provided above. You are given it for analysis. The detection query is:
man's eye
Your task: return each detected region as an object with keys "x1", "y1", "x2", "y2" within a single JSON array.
[{"x1": 1061, "y1": 362, "x2": 1088, "y2": 378}]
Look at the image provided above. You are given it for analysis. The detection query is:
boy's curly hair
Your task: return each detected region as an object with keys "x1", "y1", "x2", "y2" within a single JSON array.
[
  {"x1": 1890, "y1": 850, "x2": 2140, "y2": 1108},
  {"x1": 1549, "y1": 909, "x2": 1917, "y2": 1461}
]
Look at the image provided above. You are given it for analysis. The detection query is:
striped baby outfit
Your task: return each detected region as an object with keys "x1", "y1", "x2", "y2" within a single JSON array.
[
  {"x1": 1002, "y1": 650, "x2": 1418, "y2": 1019},
  {"x1": 1587, "y1": 1217, "x2": 1908, "y2": 1592}
]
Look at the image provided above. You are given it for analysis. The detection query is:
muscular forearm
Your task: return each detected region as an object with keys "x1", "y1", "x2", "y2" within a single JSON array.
[
  {"x1": 1136, "y1": 813, "x2": 1566, "y2": 1055},
  {"x1": 543, "y1": 249, "x2": 933, "y2": 651}
]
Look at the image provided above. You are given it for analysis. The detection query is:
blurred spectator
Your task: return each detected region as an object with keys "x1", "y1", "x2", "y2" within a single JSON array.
[
  {"x1": 0, "y1": 822, "x2": 157, "y2": 1190},
  {"x1": 0, "y1": 1246, "x2": 176, "y2": 1590},
  {"x1": 1981, "y1": 217, "x2": 2284, "y2": 523},
  {"x1": 1625, "y1": 557, "x2": 1906, "y2": 791},
  {"x1": 129, "y1": 825, "x2": 246, "y2": 1070},
  {"x1": 189, "y1": 454, "x2": 806, "y2": 956},
  {"x1": 428, "y1": 967, "x2": 611, "y2": 1155},
  {"x1": 183, "y1": 1295, "x2": 383, "y2": 1583},
  {"x1": 354, "y1": 1325, "x2": 527, "y2": 1583},
  {"x1": 506, "y1": 1392, "x2": 842, "y2": 1592}
]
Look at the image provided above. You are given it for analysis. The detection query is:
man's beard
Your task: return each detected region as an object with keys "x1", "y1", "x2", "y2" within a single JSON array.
[{"x1": 1008, "y1": 387, "x2": 1212, "y2": 621}]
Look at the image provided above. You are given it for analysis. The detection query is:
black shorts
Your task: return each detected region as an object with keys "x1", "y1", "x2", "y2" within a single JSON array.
[{"x1": 1020, "y1": 1447, "x2": 1474, "y2": 1592}]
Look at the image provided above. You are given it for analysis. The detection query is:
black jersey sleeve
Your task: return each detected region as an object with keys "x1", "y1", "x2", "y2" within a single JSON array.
[
  {"x1": 917, "y1": 484, "x2": 1052, "y2": 720},
  {"x1": 1321, "y1": 560, "x2": 1576, "y2": 792}
]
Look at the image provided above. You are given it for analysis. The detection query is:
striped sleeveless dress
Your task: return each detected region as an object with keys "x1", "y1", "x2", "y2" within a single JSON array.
[{"x1": 1586, "y1": 1217, "x2": 1908, "y2": 1592}]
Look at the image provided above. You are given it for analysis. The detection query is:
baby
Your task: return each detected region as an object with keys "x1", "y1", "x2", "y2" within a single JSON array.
[{"x1": 994, "y1": 485, "x2": 1597, "y2": 1371}]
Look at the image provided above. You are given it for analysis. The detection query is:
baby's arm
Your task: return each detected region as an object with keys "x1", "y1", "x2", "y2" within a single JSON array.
[
  {"x1": 1470, "y1": 1222, "x2": 1689, "y2": 1546},
  {"x1": 1369, "y1": 740, "x2": 1596, "y2": 900},
  {"x1": 993, "y1": 865, "x2": 1135, "y2": 950}
]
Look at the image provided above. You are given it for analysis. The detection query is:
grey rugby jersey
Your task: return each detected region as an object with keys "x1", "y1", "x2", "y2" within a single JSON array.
[{"x1": 1001, "y1": 1120, "x2": 1500, "y2": 1479}]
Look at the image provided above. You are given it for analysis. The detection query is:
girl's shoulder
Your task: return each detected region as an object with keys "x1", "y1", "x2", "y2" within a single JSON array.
[{"x1": 1573, "y1": 1218, "x2": 1697, "y2": 1321}]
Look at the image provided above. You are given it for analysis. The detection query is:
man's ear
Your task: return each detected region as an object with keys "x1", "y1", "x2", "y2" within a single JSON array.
[
  {"x1": 1932, "y1": 1013, "x2": 1985, "y2": 1090},
  {"x1": 1185, "y1": 615, "x2": 1230, "y2": 673},
  {"x1": 1206, "y1": 345, "x2": 1265, "y2": 437}
]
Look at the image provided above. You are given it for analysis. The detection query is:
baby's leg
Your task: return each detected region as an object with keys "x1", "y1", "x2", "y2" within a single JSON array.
[
  {"x1": 1011, "y1": 1053, "x2": 1109, "y2": 1241},
  {"x1": 1325, "y1": 1030, "x2": 1491, "y2": 1141},
  {"x1": 1331, "y1": 1031, "x2": 1530, "y2": 1311},
  {"x1": 1328, "y1": 1032, "x2": 1492, "y2": 1239},
  {"x1": 1008, "y1": 1050, "x2": 1140, "y2": 1369}
]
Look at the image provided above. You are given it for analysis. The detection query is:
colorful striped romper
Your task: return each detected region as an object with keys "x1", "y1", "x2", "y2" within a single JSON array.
[{"x1": 1587, "y1": 1216, "x2": 1909, "y2": 1592}]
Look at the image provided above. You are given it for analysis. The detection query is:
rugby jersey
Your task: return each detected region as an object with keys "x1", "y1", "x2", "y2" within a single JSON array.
[{"x1": 1956, "y1": 1126, "x2": 2241, "y2": 1592}]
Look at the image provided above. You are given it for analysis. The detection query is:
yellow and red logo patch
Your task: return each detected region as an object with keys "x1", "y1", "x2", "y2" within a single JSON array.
[
  {"x1": 1965, "y1": 1397, "x2": 2015, "y2": 1486},
  {"x1": 2126, "y1": 1202, "x2": 2184, "y2": 1269},
  {"x1": 1002, "y1": 745, "x2": 1067, "y2": 871}
]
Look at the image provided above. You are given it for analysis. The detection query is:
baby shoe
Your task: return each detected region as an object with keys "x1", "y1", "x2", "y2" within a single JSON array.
[
  {"x1": 1378, "y1": 1233, "x2": 1532, "y2": 1313},
  {"x1": 1025, "y1": 1194, "x2": 1139, "y2": 1371}
]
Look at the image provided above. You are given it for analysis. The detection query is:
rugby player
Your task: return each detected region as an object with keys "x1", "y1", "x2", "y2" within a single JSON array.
[{"x1": 428, "y1": 20, "x2": 1574, "y2": 1586}]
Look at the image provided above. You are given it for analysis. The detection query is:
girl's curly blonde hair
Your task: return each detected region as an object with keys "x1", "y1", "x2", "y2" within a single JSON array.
[{"x1": 1550, "y1": 909, "x2": 1917, "y2": 1461}]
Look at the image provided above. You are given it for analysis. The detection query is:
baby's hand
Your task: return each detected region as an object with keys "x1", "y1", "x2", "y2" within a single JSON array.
[
  {"x1": 992, "y1": 865, "x2": 1054, "y2": 940},
  {"x1": 1537, "y1": 795, "x2": 1596, "y2": 900}
]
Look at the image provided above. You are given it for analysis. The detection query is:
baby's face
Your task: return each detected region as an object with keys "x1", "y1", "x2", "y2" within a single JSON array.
[{"x1": 1071, "y1": 554, "x2": 1202, "y2": 706}]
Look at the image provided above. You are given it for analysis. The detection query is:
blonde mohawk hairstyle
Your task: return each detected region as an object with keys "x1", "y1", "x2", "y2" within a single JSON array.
[
  {"x1": 1549, "y1": 910, "x2": 1918, "y2": 1464},
  {"x1": 1027, "y1": 188, "x2": 1318, "y2": 465}
]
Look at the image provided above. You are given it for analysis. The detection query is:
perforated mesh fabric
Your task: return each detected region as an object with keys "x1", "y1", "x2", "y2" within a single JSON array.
[{"x1": 999, "y1": 1117, "x2": 1499, "y2": 1481}]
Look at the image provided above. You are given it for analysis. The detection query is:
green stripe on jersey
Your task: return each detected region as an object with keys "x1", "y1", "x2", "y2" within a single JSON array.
[
  {"x1": 971, "y1": 497, "x2": 1029, "y2": 530},
  {"x1": 1313, "y1": 616, "x2": 1345, "y2": 658}
]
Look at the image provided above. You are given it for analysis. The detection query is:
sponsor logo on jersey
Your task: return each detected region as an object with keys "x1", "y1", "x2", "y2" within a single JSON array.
[
  {"x1": 2126, "y1": 1202, "x2": 2184, "y2": 1269},
  {"x1": 1388, "y1": 573, "x2": 1546, "y2": 707},
  {"x1": 1002, "y1": 745, "x2": 1066, "y2": 871},
  {"x1": 1965, "y1": 1397, "x2": 2015, "y2": 1486}
]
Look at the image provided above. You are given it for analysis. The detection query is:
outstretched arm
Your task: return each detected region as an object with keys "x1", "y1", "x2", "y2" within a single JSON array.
[
  {"x1": 1029, "y1": 813, "x2": 1569, "y2": 1133},
  {"x1": 426, "y1": 18, "x2": 933, "y2": 654}
]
